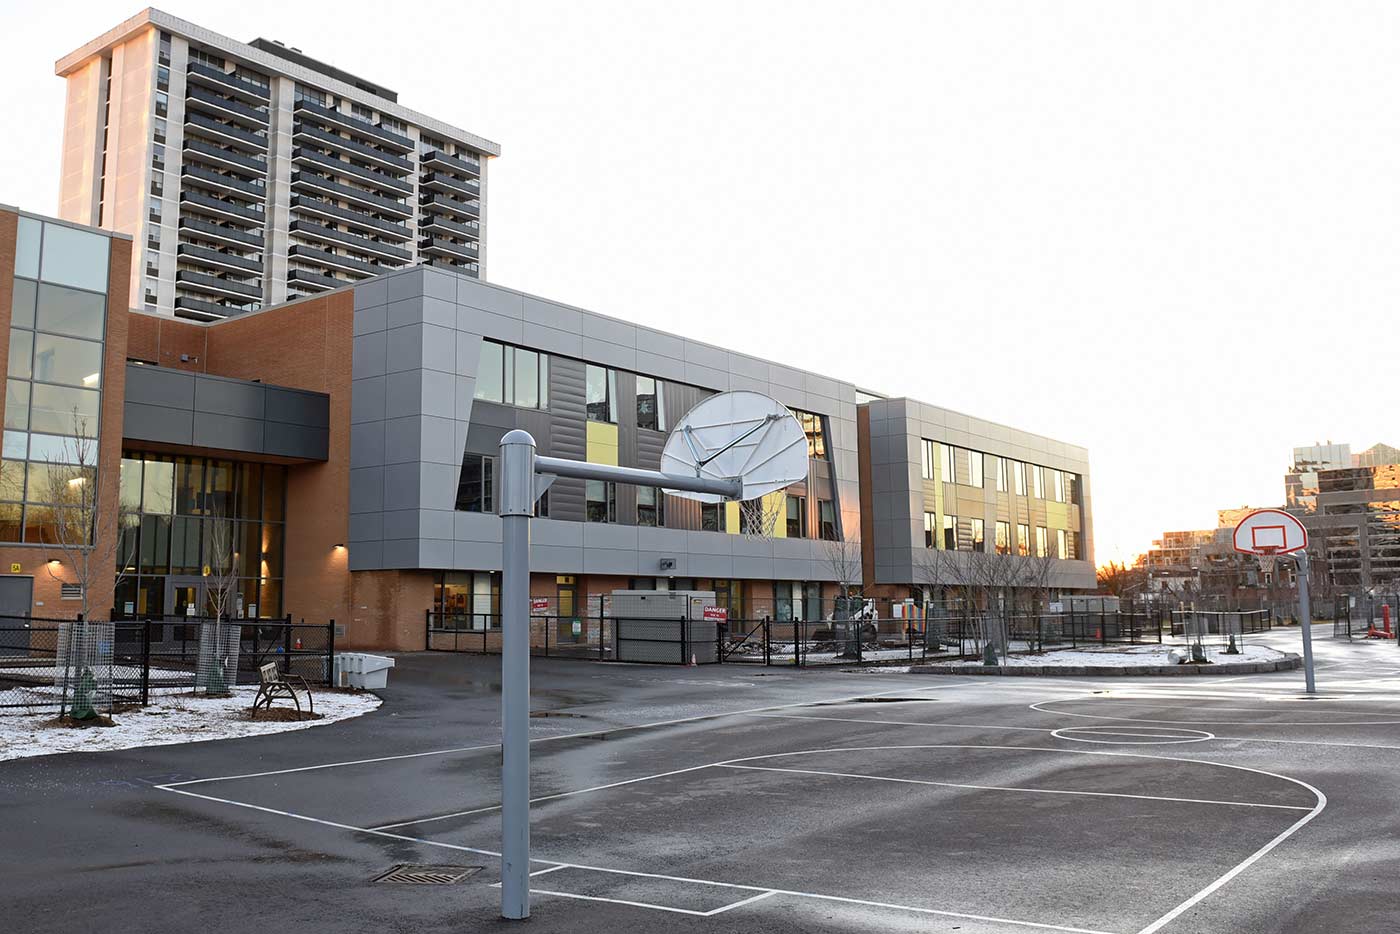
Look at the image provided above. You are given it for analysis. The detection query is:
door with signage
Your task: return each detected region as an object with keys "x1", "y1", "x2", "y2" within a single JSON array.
[
  {"x1": 167, "y1": 577, "x2": 209, "y2": 621},
  {"x1": 0, "y1": 575, "x2": 33, "y2": 657}
]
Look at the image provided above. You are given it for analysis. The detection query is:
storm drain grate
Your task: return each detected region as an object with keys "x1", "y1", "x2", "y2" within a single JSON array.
[{"x1": 374, "y1": 865, "x2": 483, "y2": 885}]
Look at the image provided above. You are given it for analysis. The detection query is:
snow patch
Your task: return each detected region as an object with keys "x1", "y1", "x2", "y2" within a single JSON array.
[
  {"x1": 946, "y1": 644, "x2": 1286, "y2": 668},
  {"x1": 0, "y1": 687, "x2": 381, "y2": 762}
]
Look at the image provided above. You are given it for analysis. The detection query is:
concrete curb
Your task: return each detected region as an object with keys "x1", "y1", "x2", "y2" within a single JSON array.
[{"x1": 908, "y1": 653, "x2": 1302, "y2": 677}]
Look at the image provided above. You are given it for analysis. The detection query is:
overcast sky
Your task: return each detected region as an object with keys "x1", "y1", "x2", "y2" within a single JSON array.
[{"x1": 4, "y1": 1, "x2": 1396, "y2": 564}]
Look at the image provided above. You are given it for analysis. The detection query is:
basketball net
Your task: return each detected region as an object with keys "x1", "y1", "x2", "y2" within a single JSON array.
[
  {"x1": 1256, "y1": 547, "x2": 1279, "y2": 578},
  {"x1": 738, "y1": 495, "x2": 782, "y2": 541}
]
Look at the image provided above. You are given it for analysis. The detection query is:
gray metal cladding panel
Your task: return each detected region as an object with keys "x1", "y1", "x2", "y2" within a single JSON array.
[
  {"x1": 466, "y1": 422, "x2": 507, "y2": 457},
  {"x1": 636, "y1": 428, "x2": 664, "y2": 472},
  {"x1": 123, "y1": 401, "x2": 194, "y2": 446},
  {"x1": 124, "y1": 365, "x2": 197, "y2": 409},
  {"x1": 194, "y1": 376, "x2": 265, "y2": 420},
  {"x1": 264, "y1": 422, "x2": 330, "y2": 460},
  {"x1": 664, "y1": 382, "x2": 707, "y2": 427},
  {"x1": 191, "y1": 412, "x2": 265, "y2": 452},
  {"x1": 546, "y1": 356, "x2": 586, "y2": 521},
  {"x1": 266, "y1": 388, "x2": 331, "y2": 427}
]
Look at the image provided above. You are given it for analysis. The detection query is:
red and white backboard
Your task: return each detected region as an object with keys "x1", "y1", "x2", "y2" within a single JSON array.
[{"x1": 1232, "y1": 508, "x2": 1308, "y2": 555}]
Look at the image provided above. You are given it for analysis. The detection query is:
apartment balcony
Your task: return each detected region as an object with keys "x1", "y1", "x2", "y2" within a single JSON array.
[
  {"x1": 291, "y1": 99, "x2": 413, "y2": 152},
  {"x1": 183, "y1": 140, "x2": 267, "y2": 176},
  {"x1": 181, "y1": 164, "x2": 267, "y2": 200},
  {"x1": 186, "y1": 86, "x2": 270, "y2": 129},
  {"x1": 419, "y1": 215, "x2": 481, "y2": 242},
  {"x1": 290, "y1": 196, "x2": 412, "y2": 241},
  {"x1": 290, "y1": 172, "x2": 412, "y2": 218},
  {"x1": 180, "y1": 191, "x2": 266, "y2": 228},
  {"x1": 179, "y1": 217, "x2": 263, "y2": 250},
  {"x1": 174, "y1": 294, "x2": 244, "y2": 321},
  {"x1": 291, "y1": 147, "x2": 412, "y2": 196},
  {"x1": 287, "y1": 268, "x2": 349, "y2": 292},
  {"x1": 419, "y1": 237, "x2": 479, "y2": 263},
  {"x1": 288, "y1": 244, "x2": 383, "y2": 278},
  {"x1": 185, "y1": 113, "x2": 268, "y2": 153},
  {"x1": 420, "y1": 171, "x2": 481, "y2": 199},
  {"x1": 177, "y1": 242, "x2": 264, "y2": 275},
  {"x1": 287, "y1": 219, "x2": 412, "y2": 262},
  {"x1": 426, "y1": 257, "x2": 480, "y2": 278},
  {"x1": 420, "y1": 192, "x2": 480, "y2": 219},
  {"x1": 176, "y1": 269, "x2": 263, "y2": 301},
  {"x1": 420, "y1": 149, "x2": 481, "y2": 178},
  {"x1": 292, "y1": 122, "x2": 413, "y2": 173},
  {"x1": 186, "y1": 62, "x2": 270, "y2": 104}
]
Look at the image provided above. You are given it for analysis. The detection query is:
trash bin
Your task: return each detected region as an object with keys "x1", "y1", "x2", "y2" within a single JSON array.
[{"x1": 335, "y1": 653, "x2": 395, "y2": 689}]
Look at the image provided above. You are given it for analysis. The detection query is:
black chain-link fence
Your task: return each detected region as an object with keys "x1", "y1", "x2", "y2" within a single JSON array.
[{"x1": 0, "y1": 615, "x2": 334, "y2": 713}]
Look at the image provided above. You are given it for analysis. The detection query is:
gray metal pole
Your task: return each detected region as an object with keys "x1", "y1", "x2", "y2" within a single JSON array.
[
  {"x1": 498, "y1": 430, "x2": 536, "y2": 919},
  {"x1": 1294, "y1": 551, "x2": 1317, "y2": 693}
]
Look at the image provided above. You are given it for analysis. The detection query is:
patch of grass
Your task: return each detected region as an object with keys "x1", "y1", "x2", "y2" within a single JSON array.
[
  {"x1": 45, "y1": 714, "x2": 117, "y2": 729},
  {"x1": 247, "y1": 707, "x2": 321, "y2": 723}
]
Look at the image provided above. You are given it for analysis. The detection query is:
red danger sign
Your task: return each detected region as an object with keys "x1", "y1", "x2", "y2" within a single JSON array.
[
  {"x1": 702, "y1": 606, "x2": 728, "y2": 622},
  {"x1": 530, "y1": 598, "x2": 550, "y2": 613}
]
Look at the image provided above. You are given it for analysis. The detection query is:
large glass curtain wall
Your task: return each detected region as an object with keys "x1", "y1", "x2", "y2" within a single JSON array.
[{"x1": 114, "y1": 452, "x2": 286, "y2": 618}]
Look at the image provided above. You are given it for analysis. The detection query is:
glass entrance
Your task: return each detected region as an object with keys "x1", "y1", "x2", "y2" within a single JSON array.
[{"x1": 166, "y1": 576, "x2": 208, "y2": 620}]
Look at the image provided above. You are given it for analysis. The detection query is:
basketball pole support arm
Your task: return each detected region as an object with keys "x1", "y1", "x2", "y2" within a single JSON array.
[
  {"x1": 497, "y1": 430, "x2": 743, "y2": 920},
  {"x1": 1287, "y1": 550, "x2": 1317, "y2": 694}
]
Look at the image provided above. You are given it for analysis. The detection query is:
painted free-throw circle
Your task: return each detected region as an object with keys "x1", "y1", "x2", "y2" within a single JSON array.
[{"x1": 1051, "y1": 726, "x2": 1215, "y2": 745}]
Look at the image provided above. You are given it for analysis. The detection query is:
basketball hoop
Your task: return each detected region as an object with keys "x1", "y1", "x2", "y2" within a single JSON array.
[
  {"x1": 1255, "y1": 546, "x2": 1279, "y2": 578},
  {"x1": 738, "y1": 494, "x2": 783, "y2": 541}
]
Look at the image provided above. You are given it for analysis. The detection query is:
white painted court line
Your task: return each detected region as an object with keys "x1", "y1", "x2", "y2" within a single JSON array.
[
  {"x1": 525, "y1": 887, "x2": 716, "y2": 917},
  {"x1": 704, "y1": 890, "x2": 778, "y2": 915},
  {"x1": 1028, "y1": 699, "x2": 1400, "y2": 727},
  {"x1": 748, "y1": 712, "x2": 1057, "y2": 732},
  {"x1": 717, "y1": 763, "x2": 1312, "y2": 811},
  {"x1": 161, "y1": 677, "x2": 992, "y2": 791},
  {"x1": 369, "y1": 760, "x2": 722, "y2": 830}
]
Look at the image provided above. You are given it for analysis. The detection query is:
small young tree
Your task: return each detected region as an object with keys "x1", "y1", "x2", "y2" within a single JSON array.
[
  {"x1": 37, "y1": 413, "x2": 138, "y2": 619},
  {"x1": 821, "y1": 534, "x2": 865, "y2": 656},
  {"x1": 197, "y1": 511, "x2": 243, "y2": 695}
]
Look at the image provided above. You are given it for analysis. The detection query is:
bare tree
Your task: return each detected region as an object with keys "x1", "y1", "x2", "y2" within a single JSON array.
[
  {"x1": 198, "y1": 509, "x2": 243, "y2": 696},
  {"x1": 37, "y1": 413, "x2": 138, "y2": 620},
  {"x1": 821, "y1": 534, "x2": 865, "y2": 656}
]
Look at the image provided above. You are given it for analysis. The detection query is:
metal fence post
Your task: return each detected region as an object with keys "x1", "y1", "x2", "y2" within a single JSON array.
[
  {"x1": 327, "y1": 618, "x2": 336, "y2": 686},
  {"x1": 680, "y1": 614, "x2": 689, "y2": 665},
  {"x1": 763, "y1": 616, "x2": 771, "y2": 666},
  {"x1": 140, "y1": 619, "x2": 151, "y2": 706},
  {"x1": 425, "y1": 608, "x2": 431, "y2": 649}
]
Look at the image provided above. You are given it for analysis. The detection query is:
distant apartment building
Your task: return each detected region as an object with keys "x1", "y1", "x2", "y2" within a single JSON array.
[
  {"x1": 1286, "y1": 442, "x2": 1400, "y2": 592},
  {"x1": 55, "y1": 9, "x2": 499, "y2": 321}
]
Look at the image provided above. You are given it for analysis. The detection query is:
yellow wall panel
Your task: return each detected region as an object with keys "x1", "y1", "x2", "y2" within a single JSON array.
[
  {"x1": 585, "y1": 421, "x2": 619, "y2": 466},
  {"x1": 725, "y1": 500, "x2": 740, "y2": 535}
]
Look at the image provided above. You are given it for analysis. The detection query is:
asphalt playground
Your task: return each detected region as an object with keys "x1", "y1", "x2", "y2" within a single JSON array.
[{"x1": 5, "y1": 629, "x2": 1400, "y2": 934}]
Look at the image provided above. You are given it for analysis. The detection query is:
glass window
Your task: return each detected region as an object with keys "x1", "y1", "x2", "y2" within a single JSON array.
[
  {"x1": 941, "y1": 443, "x2": 954, "y2": 482},
  {"x1": 701, "y1": 502, "x2": 724, "y2": 532},
  {"x1": 1033, "y1": 465, "x2": 1045, "y2": 499},
  {"x1": 968, "y1": 450, "x2": 984, "y2": 488},
  {"x1": 8, "y1": 329, "x2": 33, "y2": 380},
  {"x1": 174, "y1": 458, "x2": 205, "y2": 514},
  {"x1": 512, "y1": 348, "x2": 539, "y2": 410},
  {"x1": 32, "y1": 333, "x2": 103, "y2": 388},
  {"x1": 169, "y1": 516, "x2": 200, "y2": 574},
  {"x1": 943, "y1": 513, "x2": 957, "y2": 550},
  {"x1": 924, "y1": 511, "x2": 936, "y2": 548},
  {"x1": 586, "y1": 479, "x2": 615, "y2": 522},
  {"x1": 119, "y1": 457, "x2": 142, "y2": 512},
  {"x1": 262, "y1": 464, "x2": 285, "y2": 522},
  {"x1": 585, "y1": 365, "x2": 617, "y2": 422},
  {"x1": 995, "y1": 520, "x2": 1011, "y2": 555},
  {"x1": 819, "y1": 500, "x2": 836, "y2": 541},
  {"x1": 260, "y1": 523, "x2": 283, "y2": 578},
  {"x1": 0, "y1": 501, "x2": 20, "y2": 542},
  {"x1": 11, "y1": 278, "x2": 36, "y2": 328},
  {"x1": 4, "y1": 380, "x2": 28, "y2": 431},
  {"x1": 637, "y1": 486, "x2": 663, "y2": 527},
  {"x1": 139, "y1": 514, "x2": 172, "y2": 573},
  {"x1": 29, "y1": 384, "x2": 99, "y2": 436},
  {"x1": 474, "y1": 340, "x2": 503, "y2": 403},
  {"x1": 235, "y1": 462, "x2": 262, "y2": 520},
  {"x1": 795, "y1": 411, "x2": 825, "y2": 457},
  {"x1": 1036, "y1": 526, "x2": 1048, "y2": 557},
  {"x1": 37, "y1": 283, "x2": 105, "y2": 340},
  {"x1": 39, "y1": 223, "x2": 110, "y2": 292},
  {"x1": 1014, "y1": 461, "x2": 1027, "y2": 496},
  {"x1": 206, "y1": 459, "x2": 234, "y2": 515},
  {"x1": 1066, "y1": 473, "x2": 1080, "y2": 506},
  {"x1": 637, "y1": 376, "x2": 665, "y2": 431},
  {"x1": 455, "y1": 453, "x2": 493, "y2": 512},
  {"x1": 1017, "y1": 523, "x2": 1030, "y2": 556},
  {"x1": 142, "y1": 458, "x2": 174, "y2": 514},
  {"x1": 995, "y1": 456, "x2": 1007, "y2": 493},
  {"x1": 15, "y1": 217, "x2": 41, "y2": 279},
  {"x1": 1057, "y1": 528, "x2": 1068, "y2": 559},
  {"x1": 786, "y1": 495, "x2": 806, "y2": 538},
  {"x1": 0, "y1": 459, "x2": 25, "y2": 501},
  {"x1": 971, "y1": 518, "x2": 985, "y2": 552},
  {"x1": 1052, "y1": 469, "x2": 1065, "y2": 503},
  {"x1": 3, "y1": 431, "x2": 26, "y2": 459},
  {"x1": 920, "y1": 439, "x2": 935, "y2": 480},
  {"x1": 27, "y1": 433, "x2": 84, "y2": 464}
]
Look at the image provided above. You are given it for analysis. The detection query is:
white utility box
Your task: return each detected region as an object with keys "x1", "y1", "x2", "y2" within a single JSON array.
[{"x1": 335, "y1": 653, "x2": 395, "y2": 689}]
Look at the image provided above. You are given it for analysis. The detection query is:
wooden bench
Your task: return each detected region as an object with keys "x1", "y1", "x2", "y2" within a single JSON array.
[{"x1": 250, "y1": 662, "x2": 315, "y2": 717}]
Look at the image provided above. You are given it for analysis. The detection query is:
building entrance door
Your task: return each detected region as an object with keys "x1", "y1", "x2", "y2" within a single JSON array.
[
  {"x1": 0, "y1": 576, "x2": 33, "y2": 657},
  {"x1": 167, "y1": 576, "x2": 210, "y2": 620}
]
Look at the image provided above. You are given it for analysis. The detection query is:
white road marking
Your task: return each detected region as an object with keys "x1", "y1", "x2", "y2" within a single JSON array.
[
  {"x1": 1028, "y1": 699, "x2": 1400, "y2": 727},
  {"x1": 748, "y1": 712, "x2": 1056, "y2": 732},
  {"x1": 704, "y1": 890, "x2": 778, "y2": 915},
  {"x1": 718, "y1": 763, "x2": 1311, "y2": 810}
]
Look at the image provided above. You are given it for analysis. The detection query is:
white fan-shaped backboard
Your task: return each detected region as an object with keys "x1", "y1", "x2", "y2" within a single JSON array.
[
  {"x1": 1232, "y1": 508, "x2": 1308, "y2": 555},
  {"x1": 661, "y1": 391, "x2": 809, "y2": 503}
]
